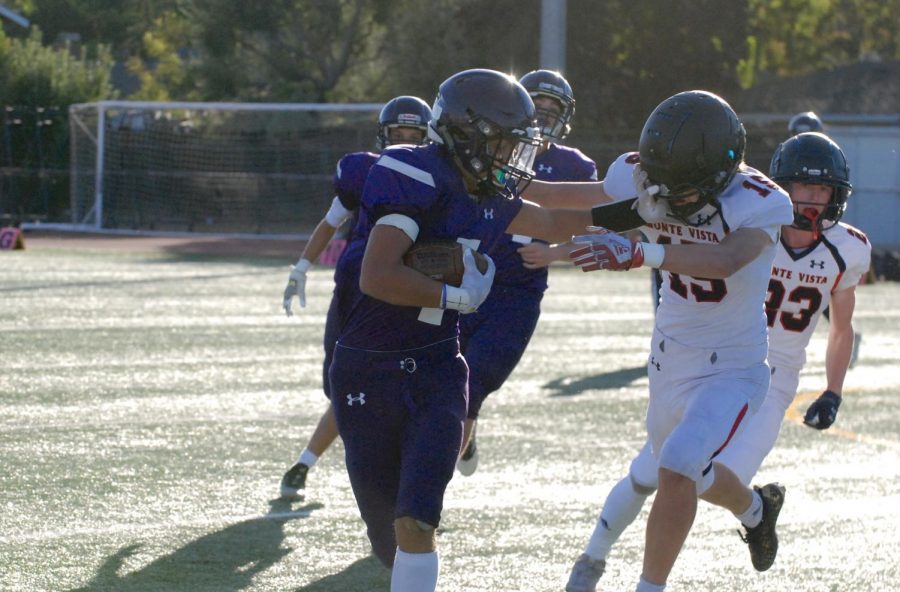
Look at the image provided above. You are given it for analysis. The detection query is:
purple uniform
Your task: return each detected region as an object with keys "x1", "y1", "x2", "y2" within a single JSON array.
[
  {"x1": 333, "y1": 151, "x2": 378, "y2": 212},
  {"x1": 320, "y1": 151, "x2": 379, "y2": 398},
  {"x1": 329, "y1": 143, "x2": 522, "y2": 566},
  {"x1": 459, "y1": 143, "x2": 597, "y2": 419}
]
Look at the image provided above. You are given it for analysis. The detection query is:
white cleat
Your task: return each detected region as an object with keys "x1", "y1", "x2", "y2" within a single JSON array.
[{"x1": 566, "y1": 554, "x2": 606, "y2": 592}]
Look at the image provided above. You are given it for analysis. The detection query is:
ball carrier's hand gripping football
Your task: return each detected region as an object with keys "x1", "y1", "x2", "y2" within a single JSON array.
[
  {"x1": 402, "y1": 240, "x2": 493, "y2": 314},
  {"x1": 440, "y1": 248, "x2": 495, "y2": 313}
]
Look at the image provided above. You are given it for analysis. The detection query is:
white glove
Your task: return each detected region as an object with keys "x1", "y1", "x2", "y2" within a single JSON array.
[
  {"x1": 441, "y1": 249, "x2": 495, "y2": 314},
  {"x1": 283, "y1": 258, "x2": 311, "y2": 316},
  {"x1": 631, "y1": 164, "x2": 669, "y2": 223}
]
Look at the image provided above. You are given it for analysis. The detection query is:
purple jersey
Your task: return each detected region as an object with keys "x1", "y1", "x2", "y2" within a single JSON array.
[
  {"x1": 331, "y1": 151, "x2": 377, "y2": 247},
  {"x1": 333, "y1": 151, "x2": 378, "y2": 212},
  {"x1": 317, "y1": 151, "x2": 378, "y2": 395},
  {"x1": 488, "y1": 143, "x2": 597, "y2": 291},
  {"x1": 336, "y1": 143, "x2": 523, "y2": 351}
]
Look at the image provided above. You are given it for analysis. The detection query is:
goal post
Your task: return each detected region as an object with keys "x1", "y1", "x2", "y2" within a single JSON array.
[{"x1": 65, "y1": 100, "x2": 383, "y2": 236}]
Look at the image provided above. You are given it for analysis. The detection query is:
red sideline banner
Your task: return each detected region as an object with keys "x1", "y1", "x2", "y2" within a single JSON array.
[
  {"x1": 0, "y1": 227, "x2": 25, "y2": 250},
  {"x1": 318, "y1": 238, "x2": 347, "y2": 267}
]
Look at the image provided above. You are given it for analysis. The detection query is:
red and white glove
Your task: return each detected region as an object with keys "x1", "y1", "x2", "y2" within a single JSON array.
[{"x1": 569, "y1": 227, "x2": 646, "y2": 272}]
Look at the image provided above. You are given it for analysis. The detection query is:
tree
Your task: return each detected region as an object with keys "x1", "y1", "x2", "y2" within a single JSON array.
[
  {"x1": 180, "y1": 0, "x2": 400, "y2": 102},
  {"x1": 741, "y1": 0, "x2": 900, "y2": 85},
  {"x1": 566, "y1": 0, "x2": 749, "y2": 130},
  {"x1": 0, "y1": 27, "x2": 113, "y2": 106},
  {"x1": 383, "y1": 0, "x2": 540, "y2": 103}
]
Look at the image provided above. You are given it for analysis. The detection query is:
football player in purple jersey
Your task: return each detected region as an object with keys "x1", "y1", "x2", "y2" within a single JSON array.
[
  {"x1": 327, "y1": 69, "x2": 593, "y2": 592},
  {"x1": 456, "y1": 70, "x2": 598, "y2": 476},
  {"x1": 279, "y1": 96, "x2": 432, "y2": 501}
]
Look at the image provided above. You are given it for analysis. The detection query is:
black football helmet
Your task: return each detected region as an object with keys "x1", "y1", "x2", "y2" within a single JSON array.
[
  {"x1": 787, "y1": 111, "x2": 824, "y2": 135},
  {"x1": 769, "y1": 131, "x2": 852, "y2": 232},
  {"x1": 429, "y1": 69, "x2": 540, "y2": 198},
  {"x1": 638, "y1": 90, "x2": 746, "y2": 223},
  {"x1": 376, "y1": 95, "x2": 432, "y2": 150},
  {"x1": 519, "y1": 69, "x2": 575, "y2": 142}
]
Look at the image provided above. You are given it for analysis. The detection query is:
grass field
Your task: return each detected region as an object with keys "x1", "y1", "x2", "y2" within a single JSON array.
[{"x1": 1, "y1": 241, "x2": 899, "y2": 591}]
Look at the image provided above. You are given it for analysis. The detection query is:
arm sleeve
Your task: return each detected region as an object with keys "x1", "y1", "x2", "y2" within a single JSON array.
[
  {"x1": 590, "y1": 198, "x2": 645, "y2": 232},
  {"x1": 324, "y1": 196, "x2": 352, "y2": 228}
]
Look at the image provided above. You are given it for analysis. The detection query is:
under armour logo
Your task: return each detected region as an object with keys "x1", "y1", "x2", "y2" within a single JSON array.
[
  {"x1": 346, "y1": 392, "x2": 366, "y2": 406},
  {"x1": 809, "y1": 259, "x2": 825, "y2": 269},
  {"x1": 537, "y1": 163, "x2": 553, "y2": 174},
  {"x1": 483, "y1": 208, "x2": 494, "y2": 220},
  {"x1": 650, "y1": 357, "x2": 661, "y2": 371}
]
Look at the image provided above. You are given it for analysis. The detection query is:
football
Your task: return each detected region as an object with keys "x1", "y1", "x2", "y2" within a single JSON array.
[{"x1": 402, "y1": 240, "x2": 488, "y2": 287}]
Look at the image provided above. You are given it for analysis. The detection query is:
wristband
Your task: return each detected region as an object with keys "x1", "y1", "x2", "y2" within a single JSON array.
[
  {"x1": 294, "y1": 258, "x2": 312, "y2": 273},
  {"x1": 440, "y1": 284, "x2": 471, "y2": 311},
  {"x1": 638, "y1": 242, "x2": 665, "y2": 268}
]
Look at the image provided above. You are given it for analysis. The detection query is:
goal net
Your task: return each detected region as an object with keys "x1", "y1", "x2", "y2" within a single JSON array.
[{"x1": 67, "y1": 101, "x2": 382, "y2": 236}]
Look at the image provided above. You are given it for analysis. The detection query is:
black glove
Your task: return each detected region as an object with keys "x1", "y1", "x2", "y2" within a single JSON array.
[{"x1": 803, "y1": 390, "x2": 842, "y2": 430}]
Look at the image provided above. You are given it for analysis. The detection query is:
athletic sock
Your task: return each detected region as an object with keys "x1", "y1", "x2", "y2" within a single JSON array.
[
  {"x1": 297, "y1": 449, "x2": 319, "y2": 468},
  {"x1": 584, "y1": 476, "x2": 650, "y2": 559},
  {"x1": 735, "y1": 489, "x2": 764, "y2": 528},
  {"x1": 390, "y1": 549, "x2": 439, "y2": 592},
  {"x1": 635, "y1": 575, "x2": 666, "y2": 591}
]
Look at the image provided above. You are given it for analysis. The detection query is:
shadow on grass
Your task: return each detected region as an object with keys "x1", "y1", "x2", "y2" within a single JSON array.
[
  {"x1": 67, "y1": 499, "x2": 323, "y2": 592},
  {"x1": 294, "y1": 555, "x2": 391, "y2": 592},
  {"x1": 544, "y1": 365, "x2": 647, "y2": 397}
]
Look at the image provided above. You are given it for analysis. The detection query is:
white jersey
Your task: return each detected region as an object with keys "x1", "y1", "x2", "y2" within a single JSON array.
[
  {"x1": 604, "y1": 152, "x2": 794, "y2": 352},
  {"x1": 767, "y1": 222, "x2": 871, "y2": 369}
]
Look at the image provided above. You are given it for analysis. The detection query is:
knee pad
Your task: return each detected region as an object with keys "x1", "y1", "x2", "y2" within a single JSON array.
[
  {"x1": 658, "y1": 435, "x2": 704, "y2": 485},
  {"x1": 628, "y1": 442, "x2": 659, "y2": 492},
  {"x1": 630, "y1": 472, "x2": 658, "y2": 496},
  {"x1": 415, "y1": 519, "x2": 435, "y2": 532},
  {"x1": 396, "y1": 515, "x2": 435, "y2": 533}
]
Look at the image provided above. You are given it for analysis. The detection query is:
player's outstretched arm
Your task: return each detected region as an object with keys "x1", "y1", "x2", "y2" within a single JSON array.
[
  {"x1": 522, "y1": 179, "x2": 611, "y2": 210},
  {"x1": 517, "y1": 242, "x2": 573, "y2": 269},
  {"x1": 660, "y1": 227, "x2": 771, "y2": 279},
  {"x1": 506, "y1": 201, "x2": 593, "y2": 244},
  {"x1": 803, "y1": 286, "x2": 857, "y2": 429},
  {"x1": 282, "y1": 198, "x2": 350, "y2": 316}
]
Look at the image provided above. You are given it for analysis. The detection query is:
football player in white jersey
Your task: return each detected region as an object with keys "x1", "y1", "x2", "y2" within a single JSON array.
[
  {"x1": 563, "y1": 132, "x2": 869, "y2": 592},
  {"x1": 717, "y1": 130, "x2": 870, "y2": 476},
  {"x1": 526, "y1": 90, "x2": 794, "y2": 592}
]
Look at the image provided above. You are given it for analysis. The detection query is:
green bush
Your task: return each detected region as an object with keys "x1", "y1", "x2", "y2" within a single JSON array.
[
  {"x1": 0, "y1": 28, "x2": 114, "y2": 221},
  {"x1": 0, "y1": 27, "x2": 114, "y2": 106}
]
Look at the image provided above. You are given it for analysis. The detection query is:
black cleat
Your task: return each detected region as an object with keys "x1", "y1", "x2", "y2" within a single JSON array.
[
  {"x1": 280, "y1": 462, "x2": 309, "y2": 500},
  {"x1": 740, "y1": 483, "x2": 786, "y2": 572}
]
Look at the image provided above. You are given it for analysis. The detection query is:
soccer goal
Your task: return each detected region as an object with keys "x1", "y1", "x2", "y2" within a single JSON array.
[{"x1": 63, "y1": 101, "x2": 382, "y2": 236}]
